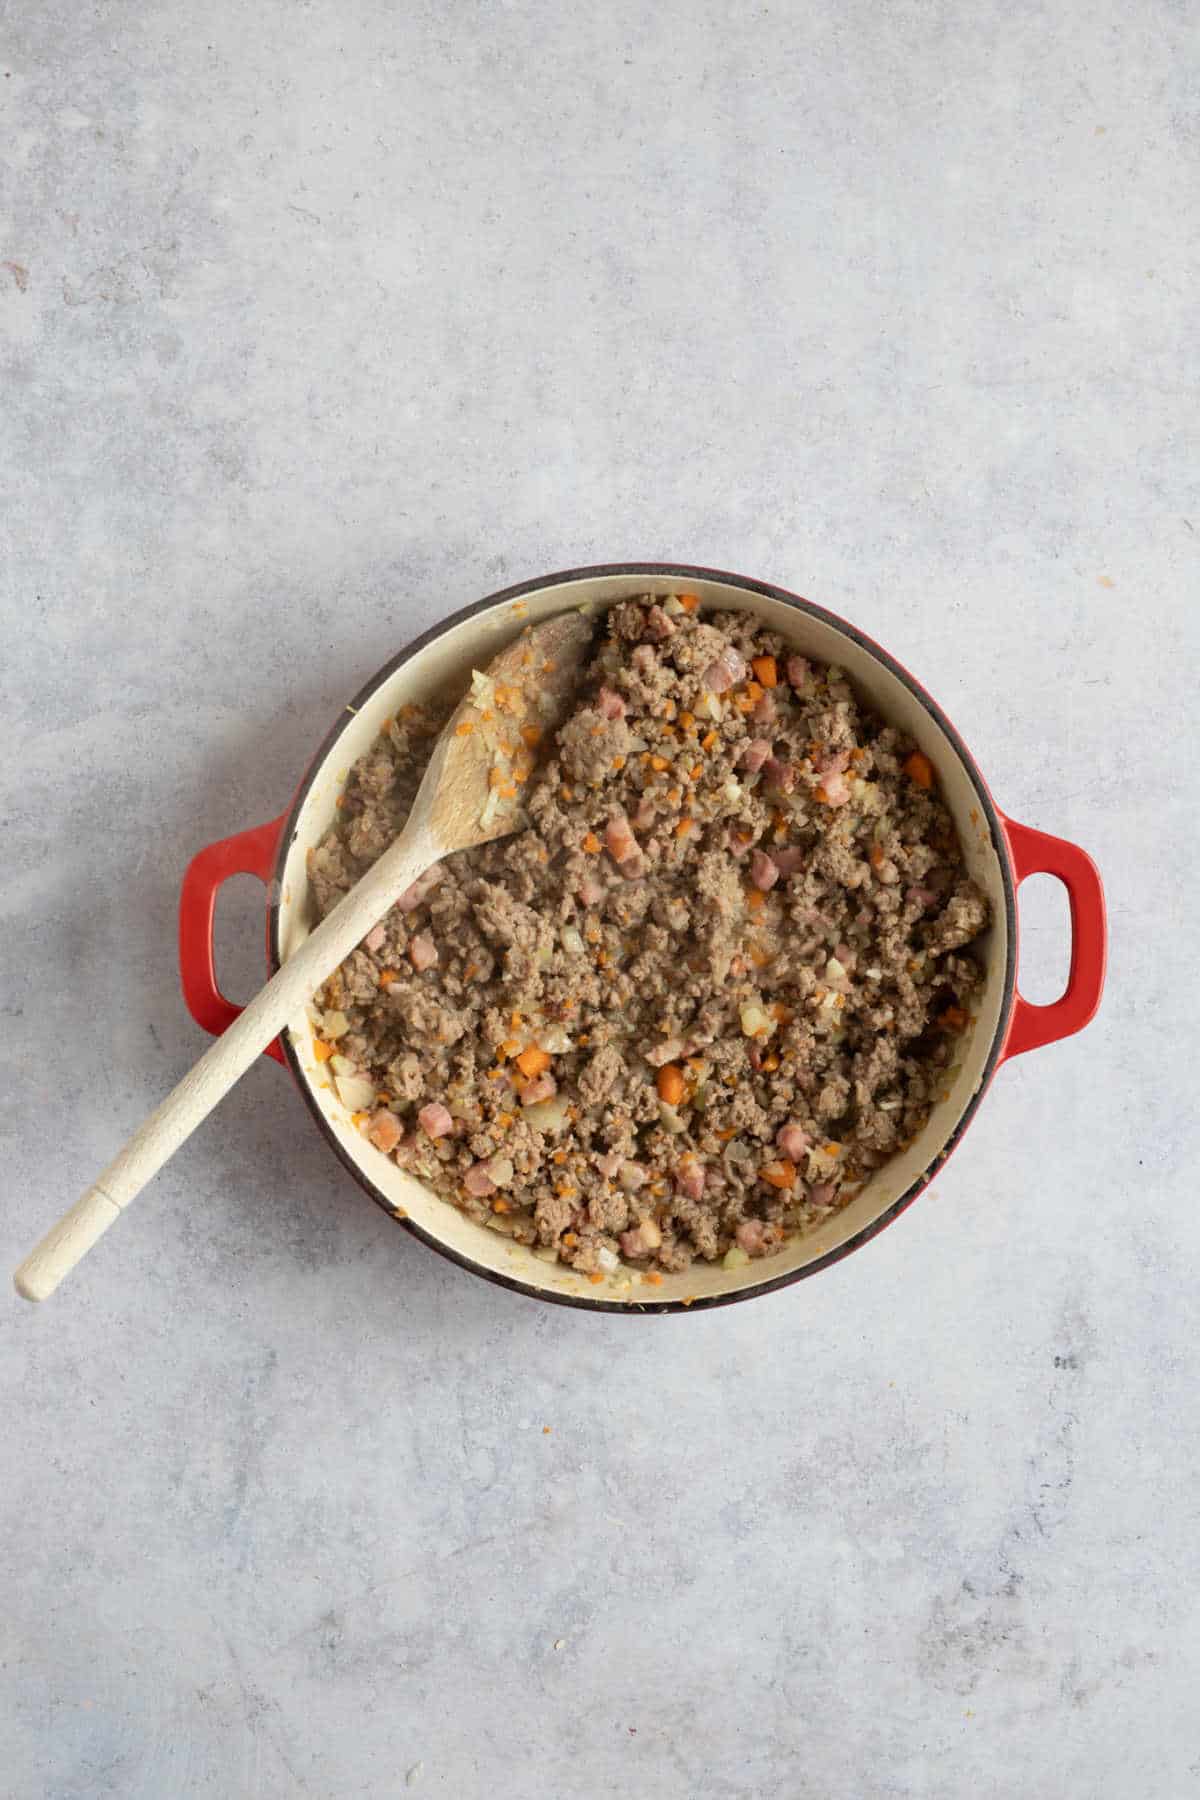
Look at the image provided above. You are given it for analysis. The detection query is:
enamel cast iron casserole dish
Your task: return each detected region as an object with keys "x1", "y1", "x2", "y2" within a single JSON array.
[{"x1": 181, "y1": 566, "x2": 1107, "y2": 1313}]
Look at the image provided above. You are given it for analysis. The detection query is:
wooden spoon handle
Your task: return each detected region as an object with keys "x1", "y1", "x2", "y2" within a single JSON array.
[{"x1": 14, "y1": 821, "x2": 439, "y2": 1301}]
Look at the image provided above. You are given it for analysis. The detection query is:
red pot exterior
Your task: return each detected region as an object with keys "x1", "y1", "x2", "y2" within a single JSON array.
[{"x1": 178, "y1": 564, "x2": 1107, "y2": 1311}]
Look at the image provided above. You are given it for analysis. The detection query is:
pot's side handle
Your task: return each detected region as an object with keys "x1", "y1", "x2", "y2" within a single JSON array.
[
  {"x1": 179, "y1": 815, "x2": 289, "y2": 1065},
  {"x1": 1000, "y1": 816, "x2": 1107, "y2": 1061}
]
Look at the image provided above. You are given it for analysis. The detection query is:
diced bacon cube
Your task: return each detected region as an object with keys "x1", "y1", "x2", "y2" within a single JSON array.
[
  {"x1": 816, "y1": 769, "x2": 851, "y2": 806},
  {"x1": 776, "y1": 1122, "x2": 809, "y2": 1161},
  {"x1": 519, "y1": 1071, "x2": 558, "y2": 1107},
  {"x1": 619, "y1": 1217, "x2": 663, "y2": 1258},
  {"x1": 750, "y1": 849, "x2": 779, "y2": 891},
  {"x1": 464, "y1": 1161, "x2": 497, "y2": 1197},
  {"x1": 408, "y1": 931, "x2": 439, "y2": 971},
  {"x1": 596, "y1": 685, "x2": 627, "y2": 719},
  {"x1": 702, "y1": 647, "x2": 747, "y2": 693},
  {"x1": 396, "y1": 864, "x2": 444, "y2": 913},
  {"x1": 605, "y1": 813, "x2": 640, "y2": 864},
  {"x1": 762, "y1": 757, "x2": 795, "y2": 793},
  {"x1": 417, "y1": 1102, "x2": 454, "y2": 1139},
  {"x1": 735, "y1": 1218, "x2": 781, "y2": 1256},
  {"x1": 739, "y1": 738, "x2": 772, "y2": 773},
  {"x1": 675, "y1": 1160, "x2": 706, "y2": 1201},
  {"x1": 365, "y1": 924, "x2": 386, "y2": 953},
  {"x1": 366, "y1": 1110, "x2": 403, "y2": 1154}
]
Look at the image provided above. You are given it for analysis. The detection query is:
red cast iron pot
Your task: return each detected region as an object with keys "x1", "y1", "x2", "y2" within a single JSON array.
[{"x1": 180, "y1": 565, "x2": 1106, "y2": 1312}]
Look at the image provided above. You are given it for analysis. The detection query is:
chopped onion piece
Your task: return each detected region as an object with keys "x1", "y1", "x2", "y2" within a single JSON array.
[
  {"x1": 335, "y1": 1072, "x2": 376, "y2": 1112},
  {"x1": 597, "y1": 1247, "x2": 620, "y2": 1272},
  {"x1": 561, "y1": 925, "x2": 586, "y2": 956},
  {"x1": 659, "y1": 1102, "x2": 687, "y2": 1134},
  {"x1": 479, "y1": 788, "x2": 501, "y2": 829},
  {"x1": 538, "y1": 1023, "x2": 574, "y2": 1053},
  {"x1": 330, "y1": 1053, "x2": 358, "y2": 1077},
  {"x1": 739, "y1": 1003, "x2": 776, "y2": 1038},
  {"x1": 825, "y1": 956, "x2": 847, "y2": 982},
  {"x1": 700, "y1": 693, "x2": 722, "y2": 721},
  {"x1": 723, "y1": 1245, "x2": 750, "y2": 1271},
  {"x1": 487, "y1": 1155, "x2": 515, "y2": 1186},
  {"x1": 322, "y1": 1010, "x2": 350, "y2": 1040},
  {"x1": 524, "y1": 1095, "x2": 570, "y2": 1134}
]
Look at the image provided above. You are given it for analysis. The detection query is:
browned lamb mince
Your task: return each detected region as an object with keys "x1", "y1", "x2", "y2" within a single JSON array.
[{"x1": 307, "y1": 598, "x2": 990, "y2": 1278}]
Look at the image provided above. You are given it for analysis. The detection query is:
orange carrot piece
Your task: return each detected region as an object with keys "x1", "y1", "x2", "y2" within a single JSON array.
[
  {"x1": 312, "y1": 1039, "x2": 334, "y2": 1062},
  {"x1": 760, "y1": 1161, "x2": 797, "y2": 1190},
  {"x1": 656, "y1": 1064, "x2": 686, "y2": 1106},
  {"x1": 751, "y1": 655, "x2": 778, "y2": 688},
  {"x1": 581, "y1": 831, "x2": 601, "y2": 854},
  {"x1": 515, "y1": 1046, "x2": 551, "y2": 1079},
  {"x1": 677, "y1": 593, "x2": 700, "y2": 612},
  {"x1": 903, "y1": 750, "x2": 934, "y2": 788}
]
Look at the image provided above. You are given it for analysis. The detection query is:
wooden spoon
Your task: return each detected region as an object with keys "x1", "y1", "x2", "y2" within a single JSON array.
[{"x1": 14, "y1": 610, "x2": 595, "y2": 1301}]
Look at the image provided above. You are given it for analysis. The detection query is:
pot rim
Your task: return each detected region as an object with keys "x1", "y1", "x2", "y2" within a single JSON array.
[{"x1": 267, "y1": 562, "x2": 1018, "y2": 1315}]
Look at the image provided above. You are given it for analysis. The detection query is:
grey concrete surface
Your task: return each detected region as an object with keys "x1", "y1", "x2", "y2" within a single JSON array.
[{"x1": 2, "y1": 2, "x2": 1197, "y2": 1795}]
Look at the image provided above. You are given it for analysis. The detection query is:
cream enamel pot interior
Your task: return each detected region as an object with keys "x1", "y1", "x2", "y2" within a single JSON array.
[{"x1": 180, "y1": 565, "x2": 1107, "y2": 1313}]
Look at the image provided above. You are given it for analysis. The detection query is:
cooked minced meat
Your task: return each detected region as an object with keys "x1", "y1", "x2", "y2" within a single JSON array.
[{"x1": 307, "y1": 597, "x2": 989, "y2": 1277}]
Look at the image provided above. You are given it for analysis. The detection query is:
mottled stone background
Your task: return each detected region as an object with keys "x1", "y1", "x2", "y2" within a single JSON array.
[{"x1": 2, "y1": 2, "x2": 1196, "y2": 1795}]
